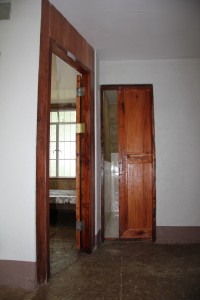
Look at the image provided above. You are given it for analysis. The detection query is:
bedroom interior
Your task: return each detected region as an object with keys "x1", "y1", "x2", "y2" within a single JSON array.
[{"x1": 49, "y1": 54, "x2": 81, "y2": 273}]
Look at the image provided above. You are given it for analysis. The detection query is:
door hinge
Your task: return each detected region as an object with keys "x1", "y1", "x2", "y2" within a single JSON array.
[
  {"x1": 77, "y1": 87, "x2": 85, "y2": 97},
  {"x1": 76, "y1": 220, "x2": 84, "y2": 232},
  {"x1": 76, "y1": 123, "x2": 85, "y2": 134}
]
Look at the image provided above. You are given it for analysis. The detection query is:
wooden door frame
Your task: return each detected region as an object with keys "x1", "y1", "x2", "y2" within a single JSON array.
[
  {"x1": 100, "y1": 84, "x2": 156, "y2": 242},
  {"x1": 36, "y1": 0, "x2": 95, "y2": 284}
]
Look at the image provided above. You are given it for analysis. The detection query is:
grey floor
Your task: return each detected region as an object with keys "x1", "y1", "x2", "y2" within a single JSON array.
[
  {"x1": 49, "y1": 210, "x2": 78, "y2": 275},
  {"x1": 0, "y1": 212, "x2": 200, "y2": 299}
]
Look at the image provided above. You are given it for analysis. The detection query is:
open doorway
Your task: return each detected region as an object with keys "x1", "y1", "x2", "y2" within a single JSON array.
[
  {"x1": 49, "y1": 54, "x2": 82, "y2": 274},
  {"x1": 102, "y1": 90, "x2": 119, "y2": 239},
  {"x1": 36, "y1": 2, "x2": 95, "y2": 283}
]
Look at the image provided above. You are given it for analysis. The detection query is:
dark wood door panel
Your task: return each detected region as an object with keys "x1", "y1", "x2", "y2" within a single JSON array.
[
  {"x1": 124, "y1": 88, "x2": 152, "y2": 154},
  {"x1": 118, "y1": 86, "x2": 154, "y2": 240},
  {"x1": 127, "y1": 162, "x2": 152, "y2": 236}
]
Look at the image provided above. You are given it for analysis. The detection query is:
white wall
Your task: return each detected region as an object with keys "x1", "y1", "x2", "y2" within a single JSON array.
[
  {"x1": 100, "y1": 59, "x2": 200, "y2": 227},
  {"x1": 0, "y1": 0, "x2": 41, "y2": 261}
]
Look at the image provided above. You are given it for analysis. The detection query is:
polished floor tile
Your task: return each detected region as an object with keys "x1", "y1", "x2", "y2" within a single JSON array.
[{"x1": 1, "y1": 214, "x2": 200, "y2": 300}]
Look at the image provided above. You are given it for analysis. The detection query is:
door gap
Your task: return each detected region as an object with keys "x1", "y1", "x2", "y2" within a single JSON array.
[{"x1": 102, "y1": 89, "x2": 119, "y2": 239}]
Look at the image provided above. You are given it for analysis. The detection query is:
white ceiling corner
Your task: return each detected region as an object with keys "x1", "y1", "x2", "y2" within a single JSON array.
[{"x1": 50, "y1": 0, "x2": 200, "y2": 61}]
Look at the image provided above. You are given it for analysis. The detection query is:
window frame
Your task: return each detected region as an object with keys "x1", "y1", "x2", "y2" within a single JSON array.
[{"x1": 50, "y1": 106, "x2": 76, "y2": 178}]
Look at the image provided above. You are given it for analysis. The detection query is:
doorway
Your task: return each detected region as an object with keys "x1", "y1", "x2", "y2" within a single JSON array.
[
  {"x1": 101, "y1": 85, "x2": 156, "y2": 241},
  {"x1": 36, "y1": 1, "x2": 95, "y2": 284},
  {"x1": 36, "y1": 42, "x2": 94, "y2": 284},
  {"x1": 49, "y1": 54, "x2": 82, "y2": 274}
]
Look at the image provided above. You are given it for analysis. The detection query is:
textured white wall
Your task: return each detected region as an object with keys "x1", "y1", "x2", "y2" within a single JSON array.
[
  {"x1": 0, "y1": 0, "x2": 41, "y2": 261},
  {"x1": 100, "y1": 59, "x2": 200, "y2": 226}
]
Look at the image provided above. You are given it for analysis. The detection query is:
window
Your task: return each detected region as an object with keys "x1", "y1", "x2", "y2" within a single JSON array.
[{"x1": 50, "y1": 110, "x2": 76, "y2": 177}]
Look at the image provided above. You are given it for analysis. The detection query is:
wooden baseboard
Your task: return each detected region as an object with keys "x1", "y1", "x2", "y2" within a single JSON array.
[
  {"x1": 0, "y1": 260, "x2": 36, "y2": 289},
  {"x1": 156, "y1": 226, "x2": 200, "y2": 244}
]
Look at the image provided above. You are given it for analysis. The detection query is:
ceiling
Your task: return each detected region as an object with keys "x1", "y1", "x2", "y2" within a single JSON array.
[{"x1": 50, "y1": 0, "x2": 200, "y2": 61}]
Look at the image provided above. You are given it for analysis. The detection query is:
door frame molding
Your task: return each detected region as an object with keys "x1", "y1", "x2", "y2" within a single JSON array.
[
  {"x1": 36, "y1": 0, "x2": 95, "y2": 284},
  {"x1": 100, "y1": 84, "x2": 156, "y2": 242}
]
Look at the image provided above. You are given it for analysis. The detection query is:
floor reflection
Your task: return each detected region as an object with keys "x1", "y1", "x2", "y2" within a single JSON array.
[{"x1": 50, "y1": 210, "x2": 79, "y2": 274}]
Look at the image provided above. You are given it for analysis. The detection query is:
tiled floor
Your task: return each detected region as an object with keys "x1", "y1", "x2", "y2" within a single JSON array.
[{"x1": 0, "y1": 212, "x2": 200, "y2": 299}]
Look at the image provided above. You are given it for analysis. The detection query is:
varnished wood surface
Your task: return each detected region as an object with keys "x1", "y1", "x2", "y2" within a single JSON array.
[
  {"x1": 118, "y1": 86, "x2": 154, "y2": 240},
  {"x1": 100, "y1": 88, "x2": 105, "y2": 242},
  {"x1": 127, "y1": 163, "x2": 153, "y2": 230},
  {"x1": 76, "y1": 75, "x2": 81, "y2": 249},
  {"x1": 80, "y1": 72, "x2": 95, "y2": 253},
  {"x1": 50, "y1": 178, "x2": 76, "y2": 190},
  {"x1": 36, "y1": 0, "x2": 95, "y2": 284},
  {"x1": 101, "y1": 85, "x2": 155, "y2": 242},
  {"x1": 36, "y1": 0, "x2": 51, "y2": 284},
  {"x1": 124, "y1": 88, "x2": 152, "y2": 154},
  {"x1": 49, "y1": 4, "x2": 94, "y2": 72}
]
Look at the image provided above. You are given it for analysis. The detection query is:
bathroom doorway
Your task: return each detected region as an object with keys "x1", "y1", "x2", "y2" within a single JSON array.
[
  {"x1": 102, "y1": 89, "x2": 119, "y2": 238},
  {"x1": 101, "y1": 85, "x2": 156, "y2": 241}
]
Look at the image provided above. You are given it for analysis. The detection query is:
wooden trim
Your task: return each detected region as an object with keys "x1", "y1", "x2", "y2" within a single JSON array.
[
  {"x1": 51, "y1": 103, "x2": 76, "y2": 110},
  {"x1": 76, "y1": 75, "x2": 81, "y2": 249},
  {"x1": 100, "y1": 86, "x2": 105, "y2": 243},
  {"x1": 36, "y1": 0, "x2": 95, "y2": 284},
  {"x1": 100, "y1": 85, "x2": 156, "y2": 241},
  {"x1": 36, "y1": 0, "x2": 51, "y2": 284},
  {"x1": 151, "y1": 88, "x2": 156, "y2": 242},
  {"x1": 0, "y1": 260, "x2": 36, "y2": 290},
  {"x1": 52, "y1": 43, "x2": 90, "y2": 75},
  {"x1": 101, "y1": 84, "x2": 153, "y2": 90},
  {"x1": 156, "y1": 226, "x2": 200, "y2": 244},
  {"x1": 49, "y1": 5, "x2": 94, "y2": 72},
  {"x1": 80, "y1": 71, "x2": 95, "y2": 252}
]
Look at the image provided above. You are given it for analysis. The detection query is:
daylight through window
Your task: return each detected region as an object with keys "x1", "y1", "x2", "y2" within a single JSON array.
[{"x1": 50, "y1": 110, "x2": 76, "y2": 177}]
